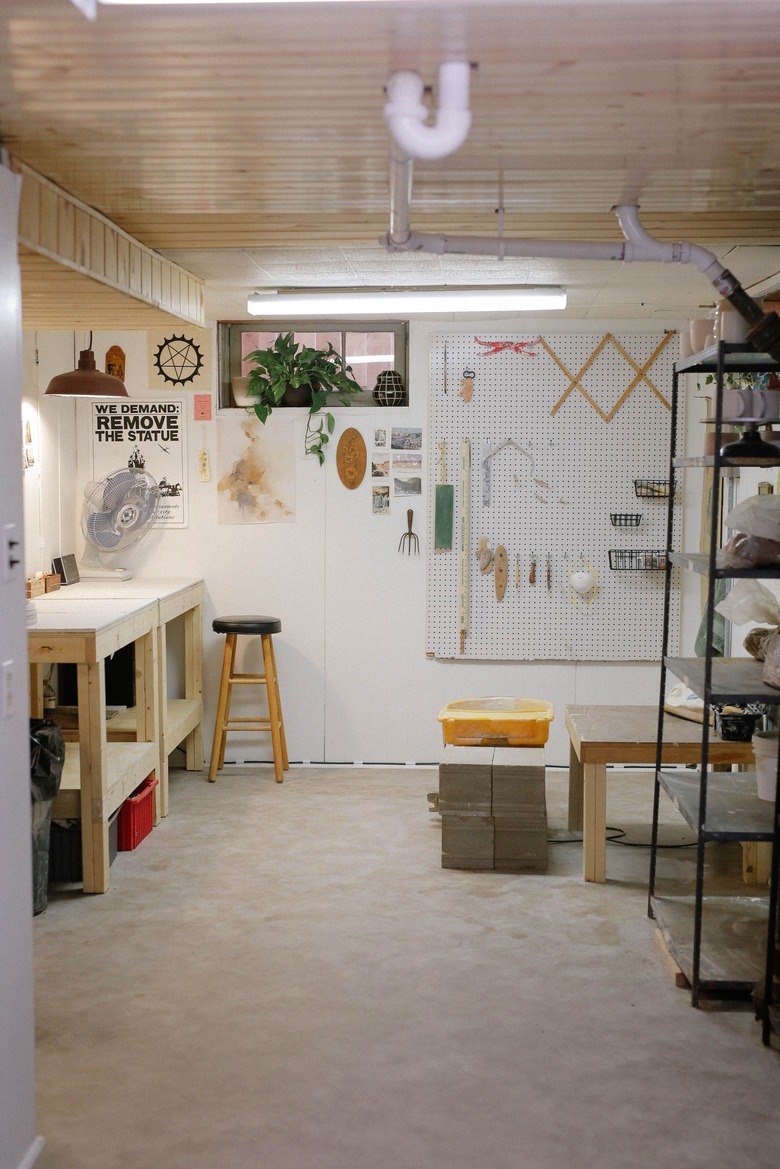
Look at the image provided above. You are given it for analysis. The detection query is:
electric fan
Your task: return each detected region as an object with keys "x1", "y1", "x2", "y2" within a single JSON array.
[{"x1": 79, "y1": 468, "x2": 160, "y2": 581}]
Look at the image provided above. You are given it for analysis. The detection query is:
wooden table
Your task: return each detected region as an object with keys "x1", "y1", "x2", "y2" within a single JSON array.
[
  {"x1": 29, "y1": 579, "x2": 204, "y2": 892},
  {"x1": 564, "y1": 704, "x2": 755, "y2": 883},
  {"x1": 37, "y1": 578, "x2": 205, "y2": 817},
  {"x1": 29, "y1": 598, "x2": 161, "y2": 893}
]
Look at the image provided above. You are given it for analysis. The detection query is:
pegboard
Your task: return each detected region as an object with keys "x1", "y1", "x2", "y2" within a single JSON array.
[{"x1": 426, "y1": 332, "x2": 681, "y2": 660}]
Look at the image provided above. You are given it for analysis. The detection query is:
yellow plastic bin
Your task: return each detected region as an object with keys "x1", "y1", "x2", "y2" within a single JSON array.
[{"x1": 437, "y1": 697, "x2": 554, "y2": 747}]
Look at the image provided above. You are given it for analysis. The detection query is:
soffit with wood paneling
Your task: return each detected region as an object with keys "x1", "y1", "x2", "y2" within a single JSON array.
[{"x1": 2, "y1": 0, "x2": 780, "y2": 323}]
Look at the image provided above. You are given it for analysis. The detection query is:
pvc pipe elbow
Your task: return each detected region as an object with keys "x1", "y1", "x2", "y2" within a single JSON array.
[{"x1": 384, "y1": 61, "x2": 472, "y2": 162}]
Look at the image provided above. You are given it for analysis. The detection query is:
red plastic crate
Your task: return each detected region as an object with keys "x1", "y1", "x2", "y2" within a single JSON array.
[{"x1": 117, "y1": 773, "x2": 158, "y2": 851}]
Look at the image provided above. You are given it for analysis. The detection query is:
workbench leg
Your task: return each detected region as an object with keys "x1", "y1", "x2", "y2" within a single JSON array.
[
  {"x1": 184, "y1": 603, "x2": 204, "y2": 771},
  {"x1": 568, "y1": 741, "x2": 584, "y2": 832},
  {"x1": 134, "y1": 628, "x2": 160, "y2": 824},
  {"x1": 78, "y1": 661, "x2": 109, "y2": 894},
  {"x1": 155, "y1": 622, "x2": 169, "y2": 818},
  {"x1": 29, "y1": 663, "x2": 45, "y2": 718},
  {"x1": 583, "y1": 762, "x2": 607, "y2": 883}
]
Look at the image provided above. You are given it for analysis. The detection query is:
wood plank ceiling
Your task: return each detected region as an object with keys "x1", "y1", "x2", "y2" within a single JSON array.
[{"x1": 2, "y1": 0, "x2": 780, "y2": 325}]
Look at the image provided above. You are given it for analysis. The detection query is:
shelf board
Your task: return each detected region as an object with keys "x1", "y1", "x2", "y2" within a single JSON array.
[
  {"x1": 665, "y1": 657, "x2": 780, "y2": 704},
  {"x1": 657, "y1": 769, "x2": 775, "y2": 840},
  {"x1": 651, "y1": 894, "x2": 769, "y2": 993},
  {"x1": 673, "y1": 454, "x2": 780, "y2": 469},
  {"x1": 668, "y1": 551, "x2": 780, "y2": 579},
  {"x1": 675, "y1": 344, "x2": 780, "y2": 376},
  {"x1": 52, "y1": 740, "x2": 158, "y2": 819}
]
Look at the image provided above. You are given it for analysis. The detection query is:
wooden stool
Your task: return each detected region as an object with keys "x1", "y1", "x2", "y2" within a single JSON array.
[{"x1": 208, "y1": 616, "x2": 289, "y2": 783}]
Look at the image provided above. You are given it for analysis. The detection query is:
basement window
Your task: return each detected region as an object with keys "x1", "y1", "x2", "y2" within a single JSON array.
[{"x1": 218, "y1": 321, "x2": 409, "y2": 410}]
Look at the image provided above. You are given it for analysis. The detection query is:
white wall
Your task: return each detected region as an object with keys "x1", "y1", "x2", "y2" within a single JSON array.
[
  {"x1": 0, "y1": 165, "x2": 43, "y2": 1169},
  {"x1": 26, "y1": 317, "x2": 694, "y2": 771}
]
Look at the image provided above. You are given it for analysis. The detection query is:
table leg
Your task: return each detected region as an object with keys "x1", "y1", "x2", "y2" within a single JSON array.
[
  {"x1": 184, "y1": 602, "x2": 204, "y2": 771},
  {"x1": 742, "y1": 841, "x2": 772, "y2": 885},
  {"x1": 583, "y1": 761, "x2": 607, "y2": 883},
  {"x1": 29, "y1": 663, "x2": 45, "y2": 718},
  {"x1": 134, "y1": 629, "x2": 160, "y2": 823},
  {"x1": 77, "y1": 661, "x2": 109, "y2": 894},
  {"x1": 568, "y1": 740, "x2": 584, "y2": 832},
  {"x1": 155, "y1": 621, "x2": 169, "y2": 818}
]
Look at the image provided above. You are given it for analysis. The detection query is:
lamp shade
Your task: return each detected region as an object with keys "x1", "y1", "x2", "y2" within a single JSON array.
[{"x1": 45, "y1": 349, "x2": 129, "y2": 398}]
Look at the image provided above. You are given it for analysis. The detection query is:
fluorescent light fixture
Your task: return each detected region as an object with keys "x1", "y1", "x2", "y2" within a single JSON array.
[
  {"x1": 247, "y1": 287, "x2": 567, "y2": 317},
  {"x1": 98, "y1": 1, "x2": 425, "y2": 5}
]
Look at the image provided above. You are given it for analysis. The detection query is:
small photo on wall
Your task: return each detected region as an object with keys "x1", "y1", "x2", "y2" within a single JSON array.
[
  {"x1": 372, "y1": 485, "x2": 390, "y2": 514},
  {"x1": 393, "y1": 474, "x2": 422, "y2": 497},
  {"x1": 373, "y1": 426, "x2": 389, "y2": 449},
  {"x1": 371, "y1": 453, "x2": 390, "y2": 478},
  {"x1": 391, "y1": 426, "x2": 422, "y2": 451},
  {"x1": 392, "y1": 450, "x2": 422, "y2": 473}
]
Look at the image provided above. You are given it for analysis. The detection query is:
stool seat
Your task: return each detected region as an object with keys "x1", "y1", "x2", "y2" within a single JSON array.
[
  {"x1": 213, "y1": 616, "x2": 282, "y2": 636},
  {"x1": 208, "y1": 614, "x2": 288, "y2": 783}
]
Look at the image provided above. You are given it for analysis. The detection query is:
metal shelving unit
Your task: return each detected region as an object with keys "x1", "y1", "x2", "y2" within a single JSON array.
[{"x1": 649, "y1": 342, "x2": 780, "y2": 1042}]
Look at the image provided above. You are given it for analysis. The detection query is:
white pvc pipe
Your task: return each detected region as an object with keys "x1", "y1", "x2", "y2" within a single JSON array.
[
  {"x1": 614, "y1": 204, "x2": 727, "y2": 283},
  {"x1": 382, "y1": 66, "x2": 746, "y2": 304},
  {"x1": 384, "y1": 61, "x2": 471, "y2": 162}
]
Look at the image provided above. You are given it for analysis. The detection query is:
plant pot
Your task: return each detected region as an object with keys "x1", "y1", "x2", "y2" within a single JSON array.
[
  {"x1": 231, "y1": 377, "x2": 254, "y2": 407},
  {"x1": 281, "y1": 382, "x2": 314, "y2": 408}
]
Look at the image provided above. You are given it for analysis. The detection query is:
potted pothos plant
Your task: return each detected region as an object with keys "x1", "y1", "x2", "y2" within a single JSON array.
[{"x1": 243, "y1": 331, "x2": 362, "y2": 463}]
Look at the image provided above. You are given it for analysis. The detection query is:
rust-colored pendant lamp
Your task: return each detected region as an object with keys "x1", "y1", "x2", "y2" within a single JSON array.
[{"x1": 45, "y1": 333, "x2": 129, "y2": 399}]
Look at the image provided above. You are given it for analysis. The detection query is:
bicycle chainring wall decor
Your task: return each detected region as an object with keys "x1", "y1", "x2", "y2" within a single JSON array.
[{"x1": 148, "y1": 326, "x2": 211, "y2": 391}]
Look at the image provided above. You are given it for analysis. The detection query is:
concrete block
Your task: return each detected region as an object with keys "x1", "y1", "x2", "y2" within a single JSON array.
[
  {"x1": 439, "y1": 745, "x2": 493, "y2": 813},
  {"x1": 492, "y1": 748, "x2": 546, "y2": 817},
  {"x1": 494, "y1": 817, "x2": 548, "y2": 872},
  {"x1": 441, "y1": 813, "x2": 494, "y2": 870}
]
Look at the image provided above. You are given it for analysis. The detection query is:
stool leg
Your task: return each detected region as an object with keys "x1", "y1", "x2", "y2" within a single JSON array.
[
  {"x1": 217, "y1": 634, "x2": 238, "y2": 772},
  {"x1": 267, "y1": 634, "x2": 289, "y2": 770},
  {"x1": 262, "y1": 633, "x2": 288, "y2": 782},
  {"x1": 208, "y1": 633, "x2": 235, "y2": 781}
]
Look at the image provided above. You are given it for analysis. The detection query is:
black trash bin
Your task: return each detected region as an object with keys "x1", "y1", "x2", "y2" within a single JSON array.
[{"x1": 30, "y1": 717, "x2": 65, "y2": 915}]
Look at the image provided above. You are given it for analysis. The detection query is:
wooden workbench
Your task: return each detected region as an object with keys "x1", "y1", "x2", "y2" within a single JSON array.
[
  {"x1": 564, "y1": 704, "x2": 754, "y2": 883},
  {"x1": 29, "y1": 598, "x2": 160, "y2": 893},
  {"x1": 29, "y1": 578, "x2": 204, "y2": 892}
]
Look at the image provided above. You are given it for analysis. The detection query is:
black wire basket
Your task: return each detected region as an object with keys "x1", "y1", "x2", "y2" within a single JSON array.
[
  {"x1": 633, "y1": 479, "x2": 671, "y2": 499},
  {"x1": 610, "y1": 513, "x2": 642, "y2": 527},
  {"x1": 608, "y1": 549, "x2": 667, "y2": 570}
]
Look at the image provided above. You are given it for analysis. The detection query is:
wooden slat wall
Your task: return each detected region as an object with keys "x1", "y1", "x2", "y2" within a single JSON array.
[{"x1": 14, "y1": 161, "x2": 205, "y2": 328}]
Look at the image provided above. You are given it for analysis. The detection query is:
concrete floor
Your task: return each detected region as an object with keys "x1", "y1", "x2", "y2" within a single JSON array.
[{"x1": 33, "y1": 765, "x2": 780, "y2": 1169}]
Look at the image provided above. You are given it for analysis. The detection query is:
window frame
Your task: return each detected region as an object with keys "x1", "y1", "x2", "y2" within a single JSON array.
[{"x1": 218, "y1": 319, "x2": 409, "y2": 410}]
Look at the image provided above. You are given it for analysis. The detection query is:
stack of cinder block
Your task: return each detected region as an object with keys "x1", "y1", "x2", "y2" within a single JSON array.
[{"x1": 438, "y1": 745, "x2": 547, "y2": 872}]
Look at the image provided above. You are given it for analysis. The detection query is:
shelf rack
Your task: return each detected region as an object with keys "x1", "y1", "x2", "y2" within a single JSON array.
[{"x1": 649, "y1": 342, "x2": 780, "y2": 1042}]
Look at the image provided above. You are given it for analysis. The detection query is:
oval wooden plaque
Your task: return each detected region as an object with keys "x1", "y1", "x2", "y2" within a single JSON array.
[{"x1": 336, "y1": 427, "x2": 367, "y2": 489}]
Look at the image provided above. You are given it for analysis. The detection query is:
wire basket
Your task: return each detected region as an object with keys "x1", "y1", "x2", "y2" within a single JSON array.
[
  {"x1": 608, "y1": 549, "x2": 667, "y2": 571},
  {"x1": 633, "y1": 479, "x2": 671, "y2": 499},
  {"x1": 610, "y1": 513, "x2": 642, "y2": 527}
]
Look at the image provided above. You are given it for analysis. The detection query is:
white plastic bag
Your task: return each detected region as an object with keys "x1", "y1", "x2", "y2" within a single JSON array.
[
  {"x1": 725, "y1": 494, "x2": 780, "y2": 541},
  {"x1": 715, "y1": 577, "x2": 780, "y2": 625}
]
